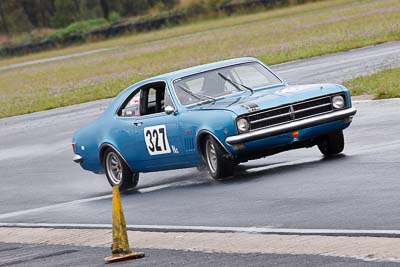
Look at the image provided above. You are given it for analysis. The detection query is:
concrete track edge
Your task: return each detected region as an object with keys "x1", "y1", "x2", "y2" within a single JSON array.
[{"x1": 1, "y1": 223, "x2": 400, "y2": 238}]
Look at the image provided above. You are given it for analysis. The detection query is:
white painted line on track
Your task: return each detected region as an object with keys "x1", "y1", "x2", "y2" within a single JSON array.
[
  {"x1": 246, "y1": 157, "x2": 317, "y2": 173},
  {"x1": 1, "y1": 222, "x2": 400, "y2": 237},
  {"x1": 0, "y1": 158, "x2": 320, "y2": 220},
  {"x1": 0, "y1": 141, "x2": 395, "y2": 221},
  {"x1": 0, "y1": 137, "x2": 396, "y2": 221},
  {"x1": 0, "y1": 179, "x2": 207, "y2": 220},
  {"x1": 0, "y1": 194, "x2": 112, "y2": 220},
  {"x1": 138, "y1": 179, "x2": 206, "y2": 193}
]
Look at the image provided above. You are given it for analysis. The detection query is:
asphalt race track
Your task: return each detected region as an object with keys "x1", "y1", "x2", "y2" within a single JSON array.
[{"x1": 0, "y1": 42, "x2": 399, "y2": 231}]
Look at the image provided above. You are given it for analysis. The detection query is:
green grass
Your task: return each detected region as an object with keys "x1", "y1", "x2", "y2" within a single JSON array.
[
  {"x1": 344, "y1": 68, "x2": 400, "y2": 99},
  {"x1": 0, "y1": 0, "x2": 400, "y2": 118}
]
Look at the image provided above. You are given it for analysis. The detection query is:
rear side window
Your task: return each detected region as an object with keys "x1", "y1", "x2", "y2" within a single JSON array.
[
  {"x1": 118, "y1": 81, "x2": 174, "y2": 117},
  {"x1": 121, "y1": 91, "x2": 140, "y2": 117}
]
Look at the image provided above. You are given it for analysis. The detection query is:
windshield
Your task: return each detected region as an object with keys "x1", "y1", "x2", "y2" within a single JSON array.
[{"x1": 173, "y1": 62, "x2": 282, "y2": 105}]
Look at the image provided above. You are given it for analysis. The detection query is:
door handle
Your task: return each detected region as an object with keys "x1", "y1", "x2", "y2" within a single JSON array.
[{"x1": 133, "y1": 122, "x2": 143, "y2": 126}]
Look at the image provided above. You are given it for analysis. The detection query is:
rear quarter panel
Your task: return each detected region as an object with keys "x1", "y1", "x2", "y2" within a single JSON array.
[{"x1": 72, "y1": 117, "x2": 105, "y2": 174}]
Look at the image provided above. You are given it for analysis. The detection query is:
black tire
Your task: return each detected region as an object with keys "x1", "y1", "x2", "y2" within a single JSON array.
[
  {"x1": 317, "y1": 130, "x2": 345, "y2": 156},
  {"x1": 103, "y1": 148, "x2": 139, "y2": 191},
  {"x1": 203, "y1": 136, "x2": 234, "y2": 180}
]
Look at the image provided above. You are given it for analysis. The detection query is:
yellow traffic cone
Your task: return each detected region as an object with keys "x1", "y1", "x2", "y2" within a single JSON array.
[{"x1": 105, "y1": 186, "x2": 145, "y2": 263}]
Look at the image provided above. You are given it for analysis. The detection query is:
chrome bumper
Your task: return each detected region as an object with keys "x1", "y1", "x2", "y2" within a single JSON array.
[
  {"x1": 73, "y1": 154, "x2": 83, "y2": 163},
  {"x1": 226, "y1": 107, "x2": 357, "y2": 145}
]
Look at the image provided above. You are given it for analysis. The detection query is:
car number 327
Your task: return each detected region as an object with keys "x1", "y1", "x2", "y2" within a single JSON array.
[{"x1": 144, "y1": 125, "x2": 171, "y2": 155}]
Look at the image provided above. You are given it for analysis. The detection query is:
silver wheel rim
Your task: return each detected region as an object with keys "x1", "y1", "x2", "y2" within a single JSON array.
[
  {"x1": 106, "y1": 152, "x2": 123, "y2": 185},
  {"x1": 206, "y1": 140, "x2": 217, "y2": 173}
]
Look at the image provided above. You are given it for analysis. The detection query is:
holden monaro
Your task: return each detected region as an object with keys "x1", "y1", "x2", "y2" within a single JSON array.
[{"x1": 72, "y1": 57, "x2": 356, "y2": 190}]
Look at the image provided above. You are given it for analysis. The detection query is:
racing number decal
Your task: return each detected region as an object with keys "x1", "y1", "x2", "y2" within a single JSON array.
[{"x1": 144, "y1": 125, "x2": 171, "y2": 155}]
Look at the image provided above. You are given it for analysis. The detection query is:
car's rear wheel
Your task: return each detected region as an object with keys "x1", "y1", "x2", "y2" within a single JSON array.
[
  {"x1": 203, "y1": 136, "x2": 234, "y2": 180},
  {"x1": 104, "y1": 148, "x2": 139, "y2": 191},
  {"x1": 317, "y1": 130, "x2": 345, "y2": 156}
]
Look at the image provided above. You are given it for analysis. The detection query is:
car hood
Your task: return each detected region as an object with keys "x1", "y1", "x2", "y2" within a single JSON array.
[{"x1": 188, "y1": 83, "x2": 344, "y2": 115}]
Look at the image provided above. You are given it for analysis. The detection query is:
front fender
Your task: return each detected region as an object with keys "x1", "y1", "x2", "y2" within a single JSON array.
[
  {"x1": 196, "y1": 129, "x2": 231, "y2": 155},
  {"x1": 178, "y1": 109, "x2": 238, "y2": 155}
]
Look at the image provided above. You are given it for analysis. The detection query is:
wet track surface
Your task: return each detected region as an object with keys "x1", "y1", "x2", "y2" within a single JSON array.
[{"x1": 0, "y1": 42, "x2": 399, "y2": 230}]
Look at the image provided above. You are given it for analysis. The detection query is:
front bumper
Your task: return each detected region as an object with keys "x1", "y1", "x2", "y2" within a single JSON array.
[
  {"x1": 226, "y1": 107, "x2": 357, "y2": 145},
  {"x1": 73, "y1": 154, "x2": 83, "y2": 163}
]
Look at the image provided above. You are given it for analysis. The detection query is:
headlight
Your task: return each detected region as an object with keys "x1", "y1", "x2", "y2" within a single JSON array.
[
  {"x1": 332, "y1": 95, "x2": 345, "y2": 109},
  {"x1": 237, "y1": 118, "x2": 250, "y2": 133}
]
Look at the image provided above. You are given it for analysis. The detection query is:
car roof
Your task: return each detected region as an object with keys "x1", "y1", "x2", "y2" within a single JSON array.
[
  {"x1": 109, "y1": 57, "x2": 270, "y2": 113},
  {"x1": 144, "y1": 57, "x2": 260, "y2": 83}
]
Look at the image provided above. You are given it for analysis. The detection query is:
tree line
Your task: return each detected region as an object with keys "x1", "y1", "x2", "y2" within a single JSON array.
[{"x1": 0, "y1": 0, "x2": 177, "y2": 35}]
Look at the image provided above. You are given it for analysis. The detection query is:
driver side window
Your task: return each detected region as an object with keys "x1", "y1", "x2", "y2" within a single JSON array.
[{"x1": 119, "y1": 81, "x2": 173, "y2": 117}]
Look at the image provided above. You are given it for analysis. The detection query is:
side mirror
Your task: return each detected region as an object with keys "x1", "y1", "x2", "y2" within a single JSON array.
[{"x1": 165, "y1": 105, "x2": 176, "y2": 115}]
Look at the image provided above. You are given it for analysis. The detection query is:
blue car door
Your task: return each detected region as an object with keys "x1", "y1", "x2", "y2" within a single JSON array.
[
  {"x1": 132, "y1": 113, "x2": 185, "y2": 171},
  {"x1": 129, "y1": 82, "x2": 187, "y2": 172}
]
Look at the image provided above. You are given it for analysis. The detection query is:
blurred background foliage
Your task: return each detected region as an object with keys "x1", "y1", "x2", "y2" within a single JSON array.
[
  {"x1": 0, "y1": 0, "x2": 318, "y2": 50},
  {"x1": 0, "y1": 0, "x2": 178, "y2": 33}
]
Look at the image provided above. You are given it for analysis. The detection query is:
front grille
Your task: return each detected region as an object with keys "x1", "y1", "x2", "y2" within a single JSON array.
[{"x1": 246, "y1": 94, "x2": 344, "y2": 131}]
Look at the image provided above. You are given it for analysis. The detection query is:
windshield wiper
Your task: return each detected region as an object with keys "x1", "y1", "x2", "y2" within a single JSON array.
[
  {"x1": 177, "y1": 85, "x2": 216, "y2": 103},
  {"x1": 217, "y1": 72, "x2": 253, "y2": 94}
]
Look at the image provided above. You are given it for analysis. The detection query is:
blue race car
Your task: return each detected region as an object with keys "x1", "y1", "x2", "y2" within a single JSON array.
[{"x1": 72, "y1": 57, "x2": 356, "y2": 190}]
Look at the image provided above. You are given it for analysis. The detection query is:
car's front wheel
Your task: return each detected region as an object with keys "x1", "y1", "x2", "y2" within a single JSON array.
[
  {"x1": 203, "y1": 136, "x2": 234, "y2": 180},
  {"x1": 103, "y1": 148, "x2": 139, "y2": 191},
  {"x1": 317, "y1": 130, "x2": 345, "y2": 156}
]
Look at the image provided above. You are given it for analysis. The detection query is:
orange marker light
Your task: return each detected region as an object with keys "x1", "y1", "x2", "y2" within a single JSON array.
[{"x1": 292, "y1": 131, "x2": 299, "y2": 139}]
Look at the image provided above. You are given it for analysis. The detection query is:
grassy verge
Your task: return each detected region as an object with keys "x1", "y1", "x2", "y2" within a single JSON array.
[
  {"x1": 0, "y1": 0, "x2": 400, "y2": 118},
  {"x1": 344, "y1": 68, "x2": 400, "y2": 99}
]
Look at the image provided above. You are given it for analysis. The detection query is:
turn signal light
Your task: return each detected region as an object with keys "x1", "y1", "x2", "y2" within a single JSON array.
[{"x1": 292, "y1": 131, "x2": 299, "y2": 139}]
